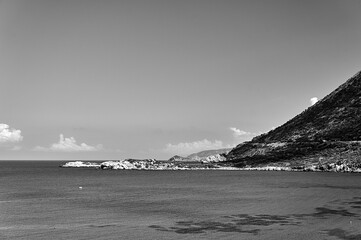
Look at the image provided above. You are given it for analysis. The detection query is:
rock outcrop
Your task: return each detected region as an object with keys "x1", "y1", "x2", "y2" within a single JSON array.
[
  {"x1": 61, "y1": 161, "x2": 101, "y2": 168},
  {"x1": 61, "y1": 159, "x2": 237, "y2": 170},
  {"x1": 100, "y1": 159, "x2": 175, "y2": 170}
]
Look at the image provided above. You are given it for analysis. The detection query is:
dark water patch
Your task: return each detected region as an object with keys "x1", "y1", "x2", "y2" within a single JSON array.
[
  {"x1": 344, "y1": 197, "x2": 361, "y2": 206},
  {"x1": 89, "y1": 224, "x2": 118, "y2": 228},
  {"x1": 351, "y1": 206, "x2": 361, "y2": 209},
  {"x1": 149, "y1": 213, "x2": 300, "y2": 234},
  {"x1": 149, "y1": 225, "x2": 173, "y2": 232},
  {"x1": 327, "y1": 198, "x2": 361, "y2": 214},
  {"x1": 293, "y1": 207, "x2": 357, "y2": 220},
  {"x1": 150, "y1": 198, "x2": 361, "y2": 235},
  {"x1": 313, "y1": 207, "x2": 357, "y2": 218},
  {"x1": 150, "y1": 220, "x2": 260, "y2": 235},
  {"x1": 228, "y1": 214, "x2": 301, "y2": 226},
  {"x1": 319, "y1": 185, "x2": 361, "y2": 190},
  {"x1": 325, "y1": 228, "x2": 361, "y2": 240},
  {"x1": 291, "y1": 198, "x2": 360, "y2": 220}
]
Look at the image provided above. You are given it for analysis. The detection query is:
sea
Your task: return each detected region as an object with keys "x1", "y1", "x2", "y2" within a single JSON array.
[{"x1": 1, "y1": 161, "x2": 361, "y2": 240}]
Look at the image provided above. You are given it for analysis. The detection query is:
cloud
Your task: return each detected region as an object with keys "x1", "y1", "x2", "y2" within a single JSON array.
[
  {"x1": 162, "y1": 127, "x2": 264, "y2": 156},
  {"x1": 229, "y1": 127, "x2": 252, "y2": 137},
  {"x1": 310, "y1": 97, "x2": 318, "y2": 106},
  {"x1": 163, "y1": 139, "x2": 227, "y2": 155},
  {"x1": 0, "y1": 124, "x2": 23, "y2": 143},
  {"x1": 34, "y1": 134, "x2": 103, "y2": 152},
  {"x1": 230, "y1": 127, "x2": 258, "y2": 142}
]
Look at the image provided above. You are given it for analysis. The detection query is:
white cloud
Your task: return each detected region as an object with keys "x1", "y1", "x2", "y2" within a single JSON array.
[
  {"x1": 34, "y1": 134, "x2": 103, "y2": 152},
  {"x1": 228, "y1": 126, "x2": 272, "y2": 148},
  {"x1": 0, "y1": 124, "x2": 23, "y2": 143},
  {"x1": 310, "y1": 97, "x2": 318, "y2": 106},
  {"x1": 163, "y1": 139, "x2": 227, "y2": 155},
  {"x1": 162, "y1": 127, "x2": 264, "y2": 156},
  {"x1": 229, "y1": 127, "x2": 252, "y2": 137},
  {"x1": 229, "y1": 127, "x2": 258, "y2": 143}
]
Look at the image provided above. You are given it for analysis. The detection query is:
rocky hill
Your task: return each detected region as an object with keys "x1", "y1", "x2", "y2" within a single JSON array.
[
  {"x1": 168, "y1": 148, "x2": 231, "y2": 162},
  {"x1": 187, "y1": 148, "x2": 231, "y2": 161},
  {"x1": 168, "y1": 155, "x2": 187, "y2": 161},
  {"x1": 226, "y1": 71, "x2": 361, "y2": 169}
]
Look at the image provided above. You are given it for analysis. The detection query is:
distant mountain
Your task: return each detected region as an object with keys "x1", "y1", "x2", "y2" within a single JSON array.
[
  {"x1": 187, "y1": 148, "x2": 232, "y2": 161},
  {"x1": 168, "y1": 148, "x2": 232, "y2": 162},
  {"x1": 168, "y1": 155, "x2": 187, "y2": 161},
  {"x1": 226, "y1": 71, "x2": 361, "y2": 168}
]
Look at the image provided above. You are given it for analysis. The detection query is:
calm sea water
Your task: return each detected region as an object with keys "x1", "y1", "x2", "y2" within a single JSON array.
[{"x1": 0, "y1": 161, "x2": 360, "y2": 240}]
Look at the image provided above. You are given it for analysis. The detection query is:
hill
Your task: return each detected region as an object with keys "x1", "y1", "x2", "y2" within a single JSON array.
[
  {"x1": 168, "y1": 148, "x2": 231, "y2": 162},
  {"x1": 226, "y1": 71, "x2": 361, "y2": 170},
  {"x1": 187, "y1": 148, "x2": 231, "y2": 161}
]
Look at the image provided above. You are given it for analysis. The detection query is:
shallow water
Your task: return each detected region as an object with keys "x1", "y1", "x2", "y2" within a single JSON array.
[{"x1": 0, "y1": 161, "x2": 360, "y2": 239}]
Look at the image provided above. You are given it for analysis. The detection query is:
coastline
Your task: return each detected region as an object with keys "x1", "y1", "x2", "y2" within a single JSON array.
[{"x1": 61, "y1": 160, "x2": 361, "y2": 173}]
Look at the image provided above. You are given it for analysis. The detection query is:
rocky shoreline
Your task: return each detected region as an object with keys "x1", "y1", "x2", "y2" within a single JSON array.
[
  {"x1": 61, "y1": 159, "x2": 361, "y2": 173},
  {"x1": 61, "y1": 159, "x2": 239, "y2": 170}
]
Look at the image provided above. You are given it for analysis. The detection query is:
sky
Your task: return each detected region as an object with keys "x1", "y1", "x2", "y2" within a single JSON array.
[{"x1": 1, "y1": 0, "x2": 361, "y2": 160}]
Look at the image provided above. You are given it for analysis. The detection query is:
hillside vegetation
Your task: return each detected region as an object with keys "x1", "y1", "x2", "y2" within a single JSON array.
[{"x1": 226, "y1": 71, "x2": 361, "y2": 169}]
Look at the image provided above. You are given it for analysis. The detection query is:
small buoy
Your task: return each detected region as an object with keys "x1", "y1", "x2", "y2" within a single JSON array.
[{"x1": 79, "y1": 186, "x2": 83, "y2": 189}]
